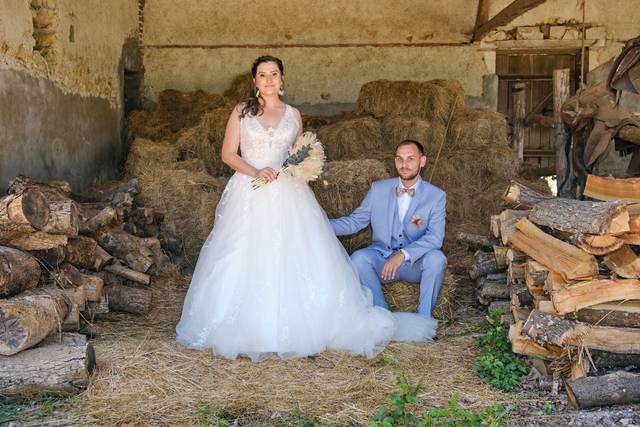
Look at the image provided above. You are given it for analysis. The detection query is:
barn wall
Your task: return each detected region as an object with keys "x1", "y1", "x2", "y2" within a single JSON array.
[
  {"x1": 0, "y1": 0, "x2": 140, "y2": 191},
  {"x1": 141, "y1": 0, "x2": 640, "y2": 115}
]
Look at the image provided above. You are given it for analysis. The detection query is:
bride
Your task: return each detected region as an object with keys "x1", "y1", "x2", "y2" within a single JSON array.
[{"x1": 176, "y1": 56, "x2": 436, "y2": 361}]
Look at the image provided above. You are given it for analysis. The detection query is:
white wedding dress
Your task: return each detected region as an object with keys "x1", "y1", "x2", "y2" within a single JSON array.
[{"x1": 175, "y1": 104, "x2": 436, "y2": 361}]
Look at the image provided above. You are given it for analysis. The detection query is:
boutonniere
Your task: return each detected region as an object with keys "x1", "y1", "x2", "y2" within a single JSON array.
[{"x1": 411, "y1": 214, "x2": 423, "y2": 228}]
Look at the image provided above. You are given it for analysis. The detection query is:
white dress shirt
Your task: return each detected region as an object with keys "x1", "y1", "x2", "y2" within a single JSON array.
[{"x1": 397, "y1": 179, "x2": 419, "y2": 262}]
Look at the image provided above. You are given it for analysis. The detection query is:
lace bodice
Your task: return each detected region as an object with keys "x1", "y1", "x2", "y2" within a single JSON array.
[{"x1": 240, "y1": 104, "x2": 299, "y2": 169}]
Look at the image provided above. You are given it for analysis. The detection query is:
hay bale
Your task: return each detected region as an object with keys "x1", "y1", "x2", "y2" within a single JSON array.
[
  {"x1": 356, "y1": 80, "x2": 464, "y2": 124},
  {"x1": 223, "y1": 73, "x2": 254, "y2": 104},
  {"x1": 311, "y1": 159, "x2": 389, "y2": 253},
  {"x1": 381, "y1": 115, "x2": 446, "y2": 158},
  {"x1": 138, "y1": 168, "x2": 227, "y2": 264},
  {"x1": 383, "y1": 270, "x2": 458, "y2": 321},
  {"x1": 448, "y1": 108, "x2": 509, "y2": 149},
  {"x1": 124, "y1": 138, "x2": 179, "y2": 178},
  {"x1": 316, "y1": 117, "x2": 383, "y2": 160},
  {"x1": 126, "y1": 89, "x2": 226, "y2": 143},
  {"x1": 175, "y1": 106, "x2": 234, "y2": 176}
]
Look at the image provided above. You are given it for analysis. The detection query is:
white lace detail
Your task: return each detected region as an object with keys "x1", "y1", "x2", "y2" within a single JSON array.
[{"x1": 239, "y1": 104, "x2": 299, "y2": 170}]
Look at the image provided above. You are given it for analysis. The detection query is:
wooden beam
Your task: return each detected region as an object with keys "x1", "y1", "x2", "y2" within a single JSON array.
[
  {"x1": 512, "y1": 83, "x2": 527, "y2": 168},
  {"x1": 472, "y1": 0, "x2": 491, "y2": 41},
  {"x1": 474, "y1": 0, "x2": 548, "y2": 41}
]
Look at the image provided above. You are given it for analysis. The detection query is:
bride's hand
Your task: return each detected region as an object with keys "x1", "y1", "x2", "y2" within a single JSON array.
[{"x1": 255, "y1": 167, "x2": 278, "y2": 182}]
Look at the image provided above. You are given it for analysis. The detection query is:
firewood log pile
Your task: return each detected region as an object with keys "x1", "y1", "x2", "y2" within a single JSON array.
[
  {"x1": 460, "y1": 178, "x2": 640, "y2": 410},
  {"x1": 0, "y1": 175, "x2": 168, "y2": 396}
]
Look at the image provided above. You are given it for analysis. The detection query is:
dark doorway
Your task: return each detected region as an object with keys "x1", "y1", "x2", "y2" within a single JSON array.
[
  {"x1": 123, "y1": 69, "x2": 143, "y2": 116},
  {"x1": 497, "y1": 50, "x2": 585, "y2": 175}
]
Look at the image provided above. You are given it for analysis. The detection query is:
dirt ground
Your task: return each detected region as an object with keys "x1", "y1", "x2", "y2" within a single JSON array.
[{"x1": 1, "y1": 243, "x2": 639, "y2": 426}]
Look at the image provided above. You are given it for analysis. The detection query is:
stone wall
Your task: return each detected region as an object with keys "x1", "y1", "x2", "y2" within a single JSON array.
[{"x1": 0, "y1": 0, "x2": 140, "y2": 191}]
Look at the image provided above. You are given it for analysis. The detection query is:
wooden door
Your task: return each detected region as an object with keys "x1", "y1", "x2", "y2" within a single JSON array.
[{"x1": 497, "y1": 51, "x2": 584, "y2": 175}]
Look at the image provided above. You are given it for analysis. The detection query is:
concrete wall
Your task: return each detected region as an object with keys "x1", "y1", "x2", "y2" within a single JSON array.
[
  {"x1": 142, "y1": 0, "x2": 492, "y2": 112},
  {"x1": 141, "y1": 0, "x2": 640, "y2": 114},
  {"x1": 0, "y1": 0, "x2": 139, "y2": 191}
]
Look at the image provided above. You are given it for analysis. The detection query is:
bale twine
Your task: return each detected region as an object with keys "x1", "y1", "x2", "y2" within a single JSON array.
[
  {"x1": 383, "y1": 270, "x2": 458, "y2": 321},
  {"x1": 175, "y1": 105, "x2": 235, "y2": 176},
  {"x1": 138, "y1": 168, "x2": 228, "y2": 264},
  {"x1": 223, "y1": 73, "x2": 254, "y2": 104},
  {"x1": 355, "y1": 80, "x2": 464, "y2": 124},
  {"x1": 126, "y1": 89, "x2": 226, "y2": 143},
  {"x1": 311, "y1": 159, "x2": 389, "y2": 253},
  {"x1": 316, "y1": 117, "x2": 383, "y2": 160}
]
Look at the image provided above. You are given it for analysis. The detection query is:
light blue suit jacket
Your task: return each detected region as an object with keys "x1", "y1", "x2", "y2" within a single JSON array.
[{"x1": 330, "y1": 178, "x2": 446, "y2": 265}]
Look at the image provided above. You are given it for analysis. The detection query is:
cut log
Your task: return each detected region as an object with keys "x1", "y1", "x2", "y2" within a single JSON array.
[
  {"x1": 93, "y1": 244, "x2": 113, "y2": 271},
  {"x1": 84, "y1": 178, "x2": 139, "y2": 208},
  {"x1": 506, "y1": 248, "x2": 527, "y2": 263},
  {"x1": 501, "y1": 181, "x2": 552, "y2": 210},
  {"x1": 512, "y1": 304, "x2": 532, "y2": 323},
  {"x1": 508, "y1": 219, "x2": 598, "y2": 281},
  {"x1": 508, "y1": 261, "x2": 526, "y2": 283},
  {"x1": 490, "y1": 215, "x2": 501, "y2": 238},
  {"x1": 509, "y1": 320, "x2": 561, "y2": 360},
  {"x1": 584, "y1": 175, "x2": 640, "y2": 202},
  {"x1": 488, "y1": 300, "x2": 510, "y2": 315},
  {"x1": 62, "y1": 304, "x2": 80, "y2": 332},
  {"x1": 64, "y1": 236, "x2": 97, "y2": 270},
  {"x1": 49, "y1": 264, "x2": 104, "y2": 302},
  {"x1": 103, "y1": 263, "x2": 150, "y2": 285},
  {"x1": 604, "y1": 245, "x2": 640, "y2": 278},
  {"x1": 574, "y1": 233, "x2": 624, "y2": 255},
  {"x1": 590, "y1": 349, "x2": 640, "y2": 369},
  {"x1": 7, "y1": 231, "x2": 68, "y2": 251},
  {"x1": 529, "y1": 198, "x2": 629, "y2": 235},
  {"x1": 0, "y1": 287, "x2": 69, "y2": 356},
  {"x1": 0, "y1": 246, "x2": 41, "y2": 298},
  {"x1": 551, "y1": 278, "x2": 640, "y2": 315},
  {"x1": 565, "y1": 370, "x2": 640, "y2": 409},
  {"x1": 456, "y1": 232, "x2": 497, "y2": 251},
  {"x1": 621, "y1": 232, "x2": 640, "y2": 245},
  {"x1": 499, "y1": 210, "x2": 529, "y2": 245},
  {"x1": 0, "y1": 332, "x2": 95, "y2": 395},
  {"x1": 523, "y1": 310, "x2": 640, "y2": 354},
  {"x1": 493, "y1": 245, "x2": 508, "y2": 268},
  {"x1": 544, "y1": 270, "x2": 571, "y2": 295},
  {"x1": 104, "y1": 281, "x2": 152, "y2": 315},
  {"x1": 478, "y1": 276, "x2": 509, "y2": 303},
  {"x1": 575, "y1": 300, "x2": 640, "y2": 328},
  {"x1": 93, "y1": 228, "x2": 154, "y2": 273},
  {"x1": 510, "y1": 281, "x2": 534, "y2": 307},
  {"x1": 8, "y1": 175, "x2": 72, "y2": 199},
  {"x1": 469, "y1": 250, "x2": 502, "y2": 280},
  {"x1": 62, "y1": 285, "x2": 86, "y2": 311},
  {"x1": 536, "y1": 299, "x2": 559, "y2": 315},
  {"x1": 86, "y1": 295, "x2": 109, "y2": 319},
  {"x1": 79, "y1": 205, "x2": 117, "y2": 234},
  {"x1": 0, "y1": 189, "x2": 49, "y2": 240},
  {"x1": 40, "y1": 200, "x2": 79, "y2": 236},
  {"x1": 525, "y1": 259, "x2": 548, "y2": 289},
  {"x1": 30, "y1": 245, "x2": 65, "y2": 267}
]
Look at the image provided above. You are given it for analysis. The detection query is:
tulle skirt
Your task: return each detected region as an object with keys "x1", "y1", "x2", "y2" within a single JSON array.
[{"x1": 175, "y1": 172, "x2": 436, "y2": 361}]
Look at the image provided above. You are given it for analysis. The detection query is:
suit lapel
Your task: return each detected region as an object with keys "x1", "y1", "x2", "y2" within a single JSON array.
[
  {"x1": 386, "y1": 181, "x2": 397, "y2": 244},
  {"x1": 403, "y1": 179, "x2": 424, "y2": 230}
]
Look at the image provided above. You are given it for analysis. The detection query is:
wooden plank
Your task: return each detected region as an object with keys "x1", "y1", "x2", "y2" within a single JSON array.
[
  {"x1": 471, "y1": 0, "x2": 490, "y2": 42},
  {"x1": 512, "y1": 83, "x2": 527, "y2": 167},
  {"x1": 508, "y1": 219, "x2": 598, "y2": 281},
  {"x1": 603, "y1": 245, "x2": 640, "y2": 278},
  {"x1": 475, "y1": 0, "x2": 548, "y2": 41},
  {"x1": 551, "y1": 279, "x2": 640, "y2": 315},
  {"x1": 553, "y1": 68, "x2": 572, "y2": 198},
  {"x1": 584, "y1": 175, "x2": 640, "y2": 202},
  {"x1": 523, "y1": 310, "x2": 640, "y2": 354}
]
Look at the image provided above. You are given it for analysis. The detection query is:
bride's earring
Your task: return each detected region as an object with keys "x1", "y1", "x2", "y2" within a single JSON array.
[
  {"x1": 255, "y1": 88, "x2": 260, "y2": 98},
  {"x1": 278, "y1": 86, "x2": 285, "y2": 96}
]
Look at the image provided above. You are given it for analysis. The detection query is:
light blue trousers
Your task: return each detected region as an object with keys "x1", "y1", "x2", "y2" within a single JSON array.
[{"x1": 350, "y1": 247, "x2": 447, "y2": 318}]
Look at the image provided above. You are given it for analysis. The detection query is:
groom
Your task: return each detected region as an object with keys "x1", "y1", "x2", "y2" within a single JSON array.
[{"x1": 330, "y1": 140, "x2": 447, "y2": 319}]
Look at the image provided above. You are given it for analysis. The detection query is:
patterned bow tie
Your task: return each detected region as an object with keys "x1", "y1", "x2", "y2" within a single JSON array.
[{"x1": 395, "y1": 186, "x2": 415, "y2": 197}]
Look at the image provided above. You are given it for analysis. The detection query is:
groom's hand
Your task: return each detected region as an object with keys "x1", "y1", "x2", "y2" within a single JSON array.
[{"x1": 381, "y1": 252, "x2": 405, "y2": 281}]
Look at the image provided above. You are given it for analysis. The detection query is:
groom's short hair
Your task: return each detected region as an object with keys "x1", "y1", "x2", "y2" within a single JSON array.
[{"x1": 396, "y1": 139, "x2": 425, "y2": 155}]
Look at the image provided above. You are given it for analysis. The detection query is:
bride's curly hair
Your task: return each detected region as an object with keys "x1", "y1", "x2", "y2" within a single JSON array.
[{"x1": 241, "y1": 55, "x2": 284, "y2": 118}]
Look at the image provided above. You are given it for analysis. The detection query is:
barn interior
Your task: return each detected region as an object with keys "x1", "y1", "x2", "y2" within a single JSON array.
[{"x1": 2, "y1": 0, "x2": 640, "y2": 425}]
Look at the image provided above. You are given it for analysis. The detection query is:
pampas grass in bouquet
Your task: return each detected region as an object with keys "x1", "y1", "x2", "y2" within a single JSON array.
[{"x1": 252, "y1": 131, "x2": 329, "y2": 188}]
